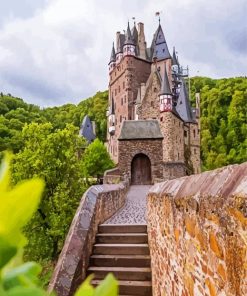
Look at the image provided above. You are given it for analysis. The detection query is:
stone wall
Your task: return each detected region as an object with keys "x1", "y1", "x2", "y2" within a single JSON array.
[
  {"x1": 107, "y1": 55, "x2": 151, "y2": 163},
  {"x1": 118, "y1": 139, "x2": 163, "y2": 183},
  {"x1": 160, "y1": 111, "x2": 184, "y2": 163},
  {"x1": 48, "y1": 183, "x2": 128, "y2": 296},
  {"x1": 189, "y1": 122, "x2": 201, "y2": 174},
  {"x1": 139, "y1": 71, "x2": 160, "y2": 120},
  {"x1": 147, "y1": 162, "x2": 247, "y2": 296}
]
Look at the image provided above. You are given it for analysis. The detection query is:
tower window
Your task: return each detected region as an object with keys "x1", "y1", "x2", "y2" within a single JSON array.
[
  {"x1": 193, "y1": 130, "x2": 196, "y2": 138},
  {"x1": 160, "y1": 117, "x2": 163, "y2": 122},
  {"x1": 184, "y1": 131, "x2": 187, "y2": 137},
  {"x1": 194, "y1": 148, "x2": 196, "y2": 154},
  {"x1": 121, "y1": 98, "x2": 123, "y2": 105},
  {"x1": 163, "y1": 48, "x2": 165, "y2": 52},
  {"x1": 120, "y1": 115, "x2": 122, "y2": 123},
  {"x1": 151, "y1": 101, "x2": 154, "y2": 107}
]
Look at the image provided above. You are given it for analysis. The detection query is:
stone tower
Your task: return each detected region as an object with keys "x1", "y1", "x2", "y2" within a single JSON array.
[{"x1": 106, "y1": 20, "x2": 200, "y2": 183}]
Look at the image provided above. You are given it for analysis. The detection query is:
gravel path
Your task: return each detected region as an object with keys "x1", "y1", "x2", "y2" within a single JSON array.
[{"x1": 105, "y1": 185, "x2": 151, "y2": 224}]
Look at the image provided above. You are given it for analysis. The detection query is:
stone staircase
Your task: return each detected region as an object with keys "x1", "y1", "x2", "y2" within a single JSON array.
[{"x1": 87, "y1": 224, "x2": 152, "y2": 296}]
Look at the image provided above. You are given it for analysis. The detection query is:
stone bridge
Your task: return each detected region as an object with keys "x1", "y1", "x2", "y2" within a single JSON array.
[{"x1": 49, "y1": 162, "x2": 247, "y2": 296}]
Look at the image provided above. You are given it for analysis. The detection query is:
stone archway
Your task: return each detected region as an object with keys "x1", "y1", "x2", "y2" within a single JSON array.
[{"x1": 131, "y1": 153, "x2": 152, "y2": 185}]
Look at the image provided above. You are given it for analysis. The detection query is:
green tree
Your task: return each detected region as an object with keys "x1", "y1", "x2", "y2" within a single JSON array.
[
  {"x1": 82, "y1": 138, "x2": 114, "y2": 179},
  {"x1": 12, "y1": 123, "x2": 87, "y2": 263}
]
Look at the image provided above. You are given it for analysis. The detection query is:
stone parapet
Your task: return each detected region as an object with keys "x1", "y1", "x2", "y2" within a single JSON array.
[
  {"x1": 48, "y1": 183, "x2": 128, "y2": 296},
  {"x1": 147, "y1": 162, "x2": 247, "y2": 296}
]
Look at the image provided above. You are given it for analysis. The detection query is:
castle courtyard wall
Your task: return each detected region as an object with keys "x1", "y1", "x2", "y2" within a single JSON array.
[{"x1": 147, "y1": 162, "x2": 247, "y2": 296}]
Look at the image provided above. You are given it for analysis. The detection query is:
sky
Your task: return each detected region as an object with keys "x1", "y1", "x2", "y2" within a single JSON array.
[{"x1": 0, "y1": 0, "x2": 246, "y2": 107}]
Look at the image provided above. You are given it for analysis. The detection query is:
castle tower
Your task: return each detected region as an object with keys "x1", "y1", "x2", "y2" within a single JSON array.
[
  {"x1": 106, "y1": 19, "x2": 200, "y2": 180},
  {"x1": 107, "y1": 21, "x2": 152, "y2": 163}
]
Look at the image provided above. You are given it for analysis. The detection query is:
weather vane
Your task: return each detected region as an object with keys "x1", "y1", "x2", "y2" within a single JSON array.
[
  {"x1": 155, "y1": 11, "x2": 162, "y2": 23},
  {"x1": 132, "y1": 17, "x2": 136, "y2": 25}
]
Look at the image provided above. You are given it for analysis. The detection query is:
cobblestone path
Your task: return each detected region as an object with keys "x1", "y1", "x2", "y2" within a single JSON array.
[{"x1": 105, "y1": 185, "x2": 151, "y2": 224}]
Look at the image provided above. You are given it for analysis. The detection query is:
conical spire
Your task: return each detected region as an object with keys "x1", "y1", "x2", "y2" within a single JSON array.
[
  {"x1": 124, "y1": 21, "x2": 134, "y2": 45},
  {"x1": 109, "y1": 42, "x2": 116, "y2": 63},
  {"x1": 176, "y1": 79, "x2": 194, "y2": 122},
  {"x1": 132, "y1": 23, "x2": 138, "y2": 44},
  {"x1": 172, "y1": 46, "x2": 179, "y2": 65},
  {"x1": 160, "y1": 67, "x2": 172, "y2": 95}
]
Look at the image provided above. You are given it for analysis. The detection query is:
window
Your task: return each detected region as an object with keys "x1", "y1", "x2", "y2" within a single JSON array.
[
  {"x1": 194, "y1": 148, "x2": 197, "y2": 154},
  {"x1": 124, "y1": 96, "x2": 126, "y2": 103},
  {"x1": 115, "y1": 89, "x2": 117, "y2": 96},
  {"x1": 184, "y1": 131, "x2": 187, "y2": 137},
  {"x1": 193, "y1": 129, "x2": 196, "y2": 138},
  {"x1": 163, "y1": 48, "x2": 165, "y2": 52},
  {"x1": 160, "y1": 117, "x2": 163, "y2": 122},
  {"x1": 121, "y1": 98, "x2": 123, "y2": 105},
  {"x1": 151, "y1": 101, "x2": 154, "y2": 107},
  {"x1": 120, "y1": 115, "x2": 122, "y2": 123}
]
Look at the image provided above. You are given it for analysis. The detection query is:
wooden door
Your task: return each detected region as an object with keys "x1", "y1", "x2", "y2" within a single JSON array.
[{"x1": 131, "y1": 154, "x2": 151, "y2": 185}]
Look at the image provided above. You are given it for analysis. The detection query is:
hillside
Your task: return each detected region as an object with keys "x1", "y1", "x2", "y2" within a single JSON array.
[
  {"x1": 0, "y1": 76, "x2": 246, "y2": 169},
  {"x1": 189, "y1": 76, "x2": 247, "y2": 170}
]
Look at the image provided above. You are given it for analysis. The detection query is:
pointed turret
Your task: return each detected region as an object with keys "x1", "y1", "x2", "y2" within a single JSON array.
[
  {"x1": 160, "y1": 67, "x2": 172, "y2": 95},
  {"x1": 159, "y1": 67, "x2": 173, "y2": 112},
  {"x1": 123, "y1": 21, "x2": 136, "y2": 57},
  {"x1": 124, "y1": 21, "x2": 134, "y2": 45},
  {"x1": 108, "y1": 42, "x2": 116, "y2": 72},
  {"x1": 132, "y1": 23, "x2": 138, "y2": 45},
  {"x1": 176, "y1": 79, "x2": 194, "y2": 122},
  {"x1": 151, "y1": 23, "x2": 171, "y2": 61},
  {"x1": 109, "y1": 42, "x2": 116, "y2": 63}
]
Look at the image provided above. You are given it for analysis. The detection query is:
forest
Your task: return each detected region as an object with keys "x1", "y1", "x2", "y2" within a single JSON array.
[{"x1": 0, "y1": 76, "x2": 246, "y2": 287}]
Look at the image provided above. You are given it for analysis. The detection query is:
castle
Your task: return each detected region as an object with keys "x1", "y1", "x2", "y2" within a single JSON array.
[{"x1": 106, "y1": 20, "x2": 200, "y2": 184}]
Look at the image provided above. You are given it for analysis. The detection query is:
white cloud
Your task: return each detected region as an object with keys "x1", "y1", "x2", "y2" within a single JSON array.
[{"x1": 0, "y1": 0, "x2": 246, "y2": 106}]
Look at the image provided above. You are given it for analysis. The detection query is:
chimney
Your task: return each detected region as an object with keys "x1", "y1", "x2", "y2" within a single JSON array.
[{"x1": 137, "y1": 22, "x2": 146, "y2": 59}]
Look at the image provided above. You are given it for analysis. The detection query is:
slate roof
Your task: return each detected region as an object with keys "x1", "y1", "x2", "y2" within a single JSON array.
[
  {"x1": 151, "y1": 24, "x2": 171, "y2": 61},
  {"x1": 124, "y1": 22, "x2": 134, "y2": 45},
  {"x1": 109, "y1": 42, "x2": 116, "y2": 64},
  {"x1": 131, "y1": 24, "x2": 138, "y2": 45},
  {"x1": 176, "y1": 79, "x2": 195, "y2": 123},
  {"x1": 160, "y1": 67, "x2": 172, "y2": 95},
  {"x1": 118, "y1": 120, "x2": 163, "y2": 140},
  {"x1": 79, "y1": 115, "x2": 96, "y2": 143},
  {"x1": 116, "y1": 33, "x2": 125, "y2": 53}
]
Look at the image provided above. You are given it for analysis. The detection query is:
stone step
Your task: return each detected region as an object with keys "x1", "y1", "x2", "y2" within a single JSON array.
[
  {"x1": 93, "y1": 244, "x2": 150, "y2": 255},
  {"x1": 87, "y1": 266, "x2": 151, "y2": 281},
  {"x1": 98, "y1": 224, "x2": 147, "y2": 234},
  {"x1": 91, "y1": 279, "x2": 152, "y2": 295},
  {"x1": 90, "y1": 254, "x2": 151, "y2": 267},
  {"x1": 96, "y1": 233, "x2": 148, "y2": 244}
]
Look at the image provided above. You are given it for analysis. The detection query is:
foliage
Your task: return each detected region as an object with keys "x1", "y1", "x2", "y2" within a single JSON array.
[
  {"x1": 0, "y1": 154, "x2": 119, "y2": 296},
  {"x1": 82, "y1": 139, "x2": 115, "y2": 178},
  {"x1": 0, "y1": 91, "x2": 108, "y2": 154},
  {"x1": 0, "y1": 152, "x2": 47, "y2": 295},
  {"x1": 189, "y1": 76, "x2": 247, "y2": 170},
  {"x1": 11, "y1": 123, "x2": 87, "y2": 262}
]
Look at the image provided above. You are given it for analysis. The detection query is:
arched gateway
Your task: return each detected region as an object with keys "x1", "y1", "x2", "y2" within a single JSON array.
[{"x1": 131, "y1": 153, "x2": 151, "y2": 185}]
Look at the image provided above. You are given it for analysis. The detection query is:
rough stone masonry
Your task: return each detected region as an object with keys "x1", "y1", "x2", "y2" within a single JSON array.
[{"x1": 148, "y1": 162, "x2": 247, "y2": 296}]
